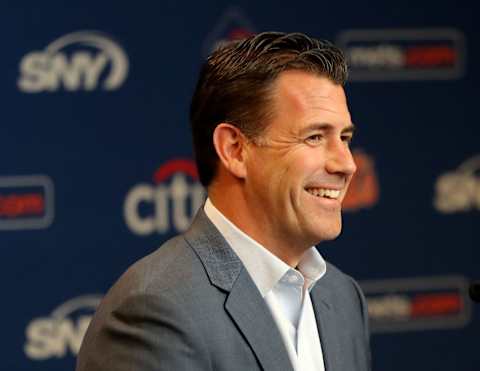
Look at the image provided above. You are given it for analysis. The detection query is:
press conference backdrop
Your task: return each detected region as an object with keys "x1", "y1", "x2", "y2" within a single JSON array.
[{"x1": 1, "y1": 1, "x2": 478, "y2": 370}]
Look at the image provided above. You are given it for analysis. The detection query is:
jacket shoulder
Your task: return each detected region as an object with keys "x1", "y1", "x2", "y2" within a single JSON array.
[{"x1": 108, "y1": 234, "x2": 206, "y2": 300}]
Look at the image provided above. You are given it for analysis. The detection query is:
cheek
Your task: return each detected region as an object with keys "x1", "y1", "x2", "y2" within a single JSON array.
[{"x1": 290, "y1": 153, "x2": 322, "y2": 181}]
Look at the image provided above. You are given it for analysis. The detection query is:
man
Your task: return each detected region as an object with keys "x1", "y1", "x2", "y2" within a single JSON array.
[{"x1": 77, "y1": 32, "x2": 371, "y2": 371}]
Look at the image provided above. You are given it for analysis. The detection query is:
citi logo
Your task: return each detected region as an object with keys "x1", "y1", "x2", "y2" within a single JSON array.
[
  {"x1": 434, "y1": 155, "x2": 480, "y2": 213},
  {"x1": 18, "y1": 31, "x2": 129, "y2": 93},
  {"x1": 24, "y1": 295, "x2": 102, "y2": 360},
  {"x1": 124, "y1": 159, "x2": 206, "y2": 236}
]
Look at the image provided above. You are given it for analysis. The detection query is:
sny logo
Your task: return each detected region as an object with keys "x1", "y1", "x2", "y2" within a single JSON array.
[
  {"x1": 24, "y1": 295, "x2": 102, "y2": 360},
  {"x1": 124, "y1": 159, "x2": 206, "y2": 236},
  {"x1": 18, "y1": 31, "x2": 129, "y2": 93},
  {"x1": 434, "y1": 155, "x2": 480, "y2": 213}
]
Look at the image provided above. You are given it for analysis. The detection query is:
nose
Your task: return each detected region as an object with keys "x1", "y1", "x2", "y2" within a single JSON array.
[{"x1": 325, "y1": 140, "x2": 357, "y2": 177}]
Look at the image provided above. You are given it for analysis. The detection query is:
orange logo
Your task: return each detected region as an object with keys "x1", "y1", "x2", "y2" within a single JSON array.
[{"x1": 343, "y1": 150, "x2": 379, "y2": 211}]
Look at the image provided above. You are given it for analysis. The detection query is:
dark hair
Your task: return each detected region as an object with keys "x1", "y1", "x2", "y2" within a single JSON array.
[{"x1": 190, "y1": 31, "x2": 348, "y2": 186}]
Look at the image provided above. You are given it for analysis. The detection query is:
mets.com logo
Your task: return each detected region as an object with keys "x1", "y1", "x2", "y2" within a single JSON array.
[
  {"x1": 0, "y1": 175, "x2": 54, "y2": 230},
  {"x1": 361, "y1": 275, "x2": 471, "y2": 332},
  {"x1": 434, "y1": 155, "x2": 480, "y2": 213},
  {"x1": 124, "y1": 159, "x2": 206, "y2": 236},
  {"x1": 336, "y1": 28, "x2": 465, "y2": 81},
  {"x1": 24, "y1": 295, "x2": 102, "y2": 360},
  {"x1": 18, "y1": 30, "x2": 129, "y2": 92}
]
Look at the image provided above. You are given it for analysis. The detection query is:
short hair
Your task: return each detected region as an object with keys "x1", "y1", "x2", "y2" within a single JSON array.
[{"x1": 190, "y1": 31, "x2": 348, "y2": 187}]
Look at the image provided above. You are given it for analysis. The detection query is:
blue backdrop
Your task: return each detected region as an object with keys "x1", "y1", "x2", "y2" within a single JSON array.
[{"x1": 1, "y1": 1, "x2": 478, "y2": 370}]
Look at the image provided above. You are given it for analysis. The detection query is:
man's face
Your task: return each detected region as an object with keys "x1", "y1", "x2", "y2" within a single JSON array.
[{"x1": 243, "y1": 70, "x2": 356, "y2": 249}]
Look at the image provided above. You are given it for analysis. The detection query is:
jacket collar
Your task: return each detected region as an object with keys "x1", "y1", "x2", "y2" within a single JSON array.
[
  {"x1": 184, "y1": 208, "x2": 243, "y2": 291},
  {"x1": 184, "y1": 209, "x2": 295, "y2": 371}
]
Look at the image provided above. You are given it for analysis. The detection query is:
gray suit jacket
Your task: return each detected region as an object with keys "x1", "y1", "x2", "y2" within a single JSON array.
[{"x1": 76, "y1": 210, "x2": 371, "y2": 371}]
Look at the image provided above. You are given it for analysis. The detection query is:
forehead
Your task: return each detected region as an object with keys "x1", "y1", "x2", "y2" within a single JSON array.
[{"x1": 269, "y1": 70, "x2": 351, "y2": 128}]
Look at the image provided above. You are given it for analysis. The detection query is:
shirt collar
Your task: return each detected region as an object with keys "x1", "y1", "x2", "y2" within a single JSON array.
[{"x1": 204, "y1": 198, "x2": 326, "y2": 296}]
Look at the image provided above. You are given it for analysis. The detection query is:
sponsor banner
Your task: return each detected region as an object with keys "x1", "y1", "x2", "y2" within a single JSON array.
[
  {"x1": 124, "y1": 158, "x2": 206, "y2": 236},
  {"x1": 361, "y1": 276, "x2": 471, "y2": 333},
  {"x1": 343, "y1": 149, "x2": 379, "y2": 211},
  {"x1": 434, "y1": 154, "x2": 480, "y2": 213},
  {"x1": 24, "y1": 295, "x2": 102, "y2": 360},
  {"x1": 18, "y1": 30, "x2": 129, "y2": 93},
  {"x1": 336, "y1": 28, "x2": 465, "y2": 81},
  {"x1": 0, "y1": 175, "x2": 54, "y2": 230},
  {"x1": 202, "y1": 6, "x2": 255, "y2": 57}
]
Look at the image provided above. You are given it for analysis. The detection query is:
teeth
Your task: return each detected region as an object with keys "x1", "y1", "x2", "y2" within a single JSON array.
[{"x1": 306, "y1": 188, "x2": 340, "y2": 199}]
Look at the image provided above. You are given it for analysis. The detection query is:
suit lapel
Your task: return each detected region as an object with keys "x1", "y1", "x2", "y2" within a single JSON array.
[
  {"x1": 310, "y1": 273, "x2": 341, "y2": 371},
  {"x1": 184, "y1": 210, "x2": 294, "y2": 371},
  {"x1": 225, "y1": 269, "x2": 294, "y2": 371}
]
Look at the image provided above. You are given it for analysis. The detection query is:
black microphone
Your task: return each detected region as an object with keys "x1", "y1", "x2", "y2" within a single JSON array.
[{"x1": 469, "y1": 282, "x2": 480, "y2": 302}]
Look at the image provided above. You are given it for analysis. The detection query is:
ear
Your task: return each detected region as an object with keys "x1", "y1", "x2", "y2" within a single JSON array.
[{"x1": 212, "y1": 123, "x2": 248, "y2": 179}]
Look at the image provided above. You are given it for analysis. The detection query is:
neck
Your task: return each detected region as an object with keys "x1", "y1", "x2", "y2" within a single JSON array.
[{"x1": 209, "y1": 182, "x2": 310, "y2": 267}]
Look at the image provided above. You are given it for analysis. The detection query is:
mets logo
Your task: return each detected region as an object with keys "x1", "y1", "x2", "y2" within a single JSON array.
[
  {"x1": 343, "y1": 150, "x2": 379, "y2": 211},
  {"x1": 202, "y1": 6, "x2": 255, "y2": 57}
]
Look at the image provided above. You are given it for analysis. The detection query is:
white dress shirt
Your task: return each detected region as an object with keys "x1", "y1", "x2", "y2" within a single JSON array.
[{"x1": 204, "y1": 199, "x2": 326, "y2": 371}]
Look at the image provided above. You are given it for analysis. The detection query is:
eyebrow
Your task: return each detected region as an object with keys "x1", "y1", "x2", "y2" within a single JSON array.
[{"x1": 299, "y1": 122, "x2": 356, "y2": 136}]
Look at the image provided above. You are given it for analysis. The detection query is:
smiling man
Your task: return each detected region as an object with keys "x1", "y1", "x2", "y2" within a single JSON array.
[{"x1": 77, "y1": 32, "x2": 371, "y2": 371}]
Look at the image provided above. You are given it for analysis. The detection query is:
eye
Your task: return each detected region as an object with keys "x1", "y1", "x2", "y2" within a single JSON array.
[
  {"x1": 341, "y1": 134, "x2": 353, "y2": 145},
  {"x1": 305, "y1": 134, "x2": 323, "y2": 145}
]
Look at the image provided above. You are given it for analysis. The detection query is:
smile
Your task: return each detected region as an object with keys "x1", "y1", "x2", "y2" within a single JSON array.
[{"x1": 305, "y1": 187, "x2": 341, "y2": 199}]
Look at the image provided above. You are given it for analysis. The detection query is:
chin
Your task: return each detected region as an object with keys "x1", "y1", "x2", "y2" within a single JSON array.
[{"x1": 311, "y1": 220, "x2": 342, "y2": 243}]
